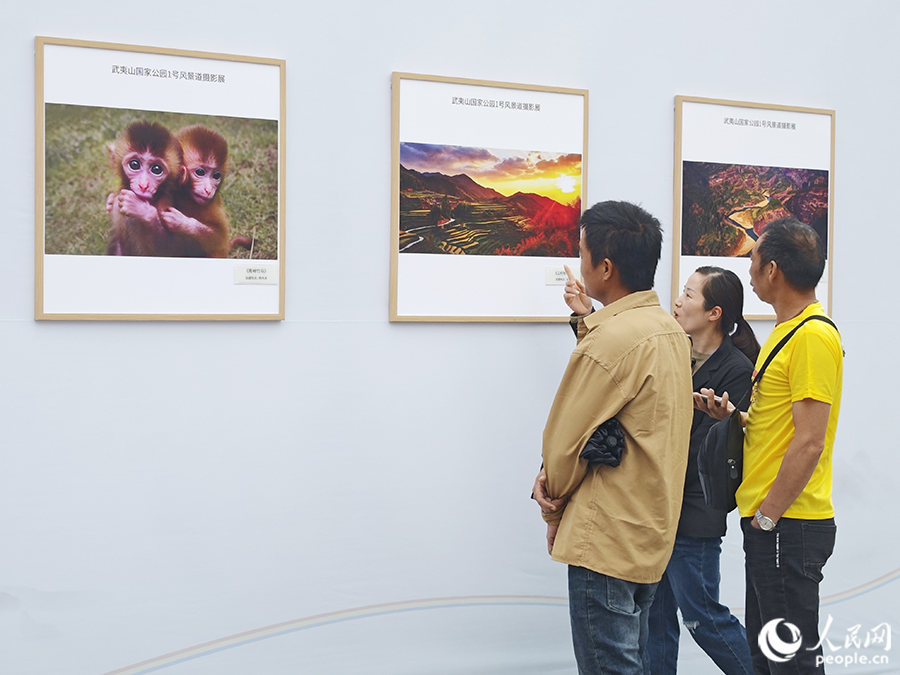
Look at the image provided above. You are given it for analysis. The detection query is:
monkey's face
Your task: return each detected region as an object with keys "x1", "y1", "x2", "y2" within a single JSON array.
[
  {"x1": 122, "y1": 151, "x2": 171, "y2": 200},
  {"x1": 185, "y1": 150, "x2": 224, "y2": 205}
]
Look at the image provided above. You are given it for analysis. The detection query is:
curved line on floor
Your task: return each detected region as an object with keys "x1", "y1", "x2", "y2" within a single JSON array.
[
  {"x1": 100, "y1": 595, "x2": 567, "y2": 675},
  {"x1": 101, "y1": 569, "x2": 900, "y2": 675}
]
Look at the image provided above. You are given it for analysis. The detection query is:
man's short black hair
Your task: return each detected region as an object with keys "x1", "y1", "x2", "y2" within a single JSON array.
[
  {"x1": 580, "y1": 200, "x2": 663, "y2": 292},
  {"x1": 756, "y1": 217, "x2": 826, "y2": 291}
]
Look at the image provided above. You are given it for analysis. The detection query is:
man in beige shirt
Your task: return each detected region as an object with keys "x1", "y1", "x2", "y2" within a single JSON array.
[{"x1": 536, "y1": 200, "x2": 693, "y2": 675}]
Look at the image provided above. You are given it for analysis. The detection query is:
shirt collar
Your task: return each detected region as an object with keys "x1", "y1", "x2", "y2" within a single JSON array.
[
  {"x1": 778, "y1": 301, "x2": 826, "y2": 330},
  {"x1": 583, "y1": 290, "x2": 661, "y2": 329}
]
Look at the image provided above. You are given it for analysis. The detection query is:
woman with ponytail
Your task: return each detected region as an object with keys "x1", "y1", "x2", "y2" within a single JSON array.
[{"x1": 647, "y1": 266, "x2": 760, "y2": 674}]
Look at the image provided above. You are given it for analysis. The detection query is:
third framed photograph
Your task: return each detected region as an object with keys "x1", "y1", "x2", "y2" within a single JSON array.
[
  {"x1": 391, "y1": 72, "x2": 588, "y2": 322},
  {"x1": 673, "y1": 96, "x2": 834, "y2": 319}
]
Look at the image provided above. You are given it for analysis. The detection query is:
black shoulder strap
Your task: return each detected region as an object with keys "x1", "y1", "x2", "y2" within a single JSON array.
[
  {"x1": 754, "y1": 315, "x2": 838, "y2": 382},
  {"x1": 733, "y1": 314, "x2": 839, "y2": 410}
]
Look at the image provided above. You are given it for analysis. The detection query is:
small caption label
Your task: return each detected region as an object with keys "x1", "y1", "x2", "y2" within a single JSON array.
[
  {"x1": 545, "y1": 267, "x2": 569, "y2": 286},
  {"x1": 234, "y1": 264, "x2": 277, "y2": 285}
]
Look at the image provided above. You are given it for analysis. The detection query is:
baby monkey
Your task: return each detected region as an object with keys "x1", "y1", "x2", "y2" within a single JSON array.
[
  {"x1": 160, "y1": 124, "x2": 232, "y2": 257},
  {"x1": 106, "y1": 121, "x2": 182, "y2": 256}
]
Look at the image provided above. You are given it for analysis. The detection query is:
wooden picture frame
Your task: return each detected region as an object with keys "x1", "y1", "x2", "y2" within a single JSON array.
[
  {"x1": 391, "y1": 72, "x2": 588, "y2": 322},
  {"x1": 35, "y1": 37, "x2": 286, "y2": 320},
  {"x1": 673, "y1": 96, "x2": 835, "y2": 320}
]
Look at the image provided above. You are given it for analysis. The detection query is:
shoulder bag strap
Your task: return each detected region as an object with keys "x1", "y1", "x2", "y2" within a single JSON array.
[{"x1": 732, "y1": 314, "x2": 839, "y2": 410}]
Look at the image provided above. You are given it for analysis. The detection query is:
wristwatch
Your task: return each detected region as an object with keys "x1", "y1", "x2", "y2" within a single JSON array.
[{"x1": 755, "y1": 509, "x2": 776, "y2": 531}]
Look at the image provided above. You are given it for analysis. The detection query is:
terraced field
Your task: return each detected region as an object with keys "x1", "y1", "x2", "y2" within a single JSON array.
[
  {"x1": 399, "y1": 210, "x2": 530, "y2": 255},
  {"x1": 399, "y1": 187, "x2": 578, "y2": 257},
  {"x1": 681, "y1": 161, "x2": 829, "y2": 257}
]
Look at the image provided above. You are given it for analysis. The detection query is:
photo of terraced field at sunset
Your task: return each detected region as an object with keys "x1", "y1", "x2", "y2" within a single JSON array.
[{"x1": 399, "y1": 142, "x2": 582, "y2": 257}]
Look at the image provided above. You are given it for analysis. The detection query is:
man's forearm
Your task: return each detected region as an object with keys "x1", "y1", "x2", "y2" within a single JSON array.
[{"x1": 757, "y1": 437, "x2": 824, "y2": 521}]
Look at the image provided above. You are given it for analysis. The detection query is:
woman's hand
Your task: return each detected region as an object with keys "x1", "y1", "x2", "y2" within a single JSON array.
[{"x1": 693, "y1": 387, "x2": 736, "y2": 421}]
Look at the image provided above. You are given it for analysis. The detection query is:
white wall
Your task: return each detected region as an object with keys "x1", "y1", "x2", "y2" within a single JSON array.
[{"x1": 2, "y1": 2, "x2": 898, "y2": 673}]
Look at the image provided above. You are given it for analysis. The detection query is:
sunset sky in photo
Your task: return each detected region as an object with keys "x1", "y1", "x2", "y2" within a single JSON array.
[{"x1": 400, "y1": 142, "x2": 582, "y2": 205}]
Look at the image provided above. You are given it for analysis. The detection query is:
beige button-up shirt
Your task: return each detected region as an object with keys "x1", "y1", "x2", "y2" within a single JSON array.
[{"x1": 542, "y1": 290, "x2": 693, "y2": 584}]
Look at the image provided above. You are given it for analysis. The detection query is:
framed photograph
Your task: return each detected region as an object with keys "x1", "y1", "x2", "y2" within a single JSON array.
[
  {"x1": 35, "y1": 37, "x2": 285, "y2": 320},
  {"x1": 673, "y1": 96, "x2": 834, "y2": 319},
  {"x1": 390, "y1": 72, "x2": 588, "y2": 322}
]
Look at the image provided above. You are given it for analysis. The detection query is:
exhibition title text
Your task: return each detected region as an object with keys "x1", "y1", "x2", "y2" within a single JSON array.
[
  {"x1": 111, "y1": 65, "x2": 226, "y2": 83},
  {"x1": 452, "y1": 96, "x2": 540, "y2": 111},
  {"x1": 724, "y1": 116, "x2": 796, "y2": 130}
]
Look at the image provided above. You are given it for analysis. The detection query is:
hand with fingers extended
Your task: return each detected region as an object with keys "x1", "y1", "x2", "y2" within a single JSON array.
[
  {"x1": 693, "y1": 387, "x2": 736, "y2": 421},
  {"x1": 563, "y1": 264, "x2": 592, "y2": 316}
]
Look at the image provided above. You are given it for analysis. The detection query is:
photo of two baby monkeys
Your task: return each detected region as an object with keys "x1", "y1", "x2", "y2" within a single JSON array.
[
  {"x1": 44, "y1": 105, "x2": 279, "y2": 260},
  {"x1": 107, "y1": 121, "x2": 243, "y2": 257}
]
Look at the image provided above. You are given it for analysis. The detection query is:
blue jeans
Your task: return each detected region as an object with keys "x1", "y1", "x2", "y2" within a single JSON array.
[
  {"x1": 646, "y1": 536, "x2": 754, "y2": 675},
  {"x1": 742, "y1": 517, "x2": 836, "y2": 675},
  {"x1": 568, "y1": 565, "x2": 657, "y2": 675}
]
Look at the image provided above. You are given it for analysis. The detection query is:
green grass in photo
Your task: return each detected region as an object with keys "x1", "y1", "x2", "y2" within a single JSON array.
[{"x1": 44, "y1": 104, "x2": 279, "y2": 259}]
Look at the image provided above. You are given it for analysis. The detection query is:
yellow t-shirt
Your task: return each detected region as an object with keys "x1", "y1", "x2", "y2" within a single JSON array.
[{"x1": 736, "y1": 303, "x2": 842, "y2": 519}]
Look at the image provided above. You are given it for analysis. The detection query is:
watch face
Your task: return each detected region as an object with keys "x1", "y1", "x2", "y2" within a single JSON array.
[{"x1": 756, "y1": 510, "x2": 775, "y2": 531}]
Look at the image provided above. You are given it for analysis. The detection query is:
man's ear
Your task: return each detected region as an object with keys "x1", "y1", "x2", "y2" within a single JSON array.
[{"x1": 601, "y1": 257, "x2": 615, "y2": 282}]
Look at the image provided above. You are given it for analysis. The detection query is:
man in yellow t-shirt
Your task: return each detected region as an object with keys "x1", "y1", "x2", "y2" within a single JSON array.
[{"x1": 698, "y1": 218, "x2": 842, "y2": 675}]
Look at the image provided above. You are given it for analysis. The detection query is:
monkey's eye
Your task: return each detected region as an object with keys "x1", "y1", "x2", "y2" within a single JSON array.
[
  {"x1": 195, "y1": 168, "x2": 206, "y2": 177},
  {"x1": 212, "y1": 171, "x2": 222, "y2": 181},
  {"x1": 128, "y1": 159, "x2": 141, "y2": 171},
  {"x1": 150, "y1": 164, "x2": 164, "y2": 176}
]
